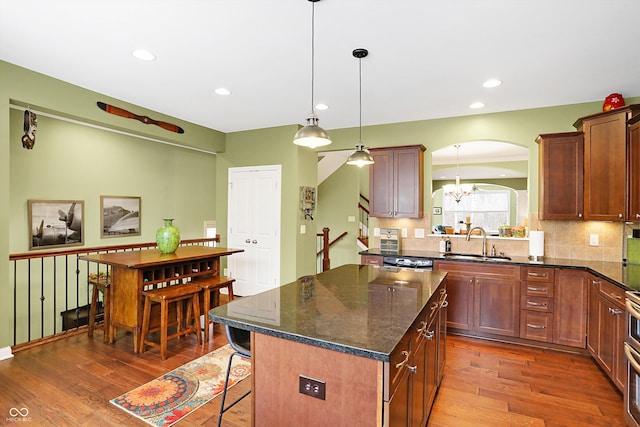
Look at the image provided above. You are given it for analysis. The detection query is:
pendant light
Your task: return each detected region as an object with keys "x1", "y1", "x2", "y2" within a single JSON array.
[
  {"x1": 293, "y1": 0, "x2": 331, "y2": 149},
  {"x1": 346, "y1": 48, "x2": 374, "y2": 168},
  {"x1": 443, "y1": 144, "x2": 475, "y2": 203}
]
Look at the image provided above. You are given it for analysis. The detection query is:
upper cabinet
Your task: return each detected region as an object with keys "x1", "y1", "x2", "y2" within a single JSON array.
[
  {"x1": 536, "y1": 132, "x2": 584, "y2": 220},
  {"x1": 573, "y1": 105, "x2": 640, "y2": 221},
  {"x1": 628, "y1": 115, "x2": 640, "y2": 221},
  {"x1": 369, "y1": 145, "x2": 425, "y2": 218}
]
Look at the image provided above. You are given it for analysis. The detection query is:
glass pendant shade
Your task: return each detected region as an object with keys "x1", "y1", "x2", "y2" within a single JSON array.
[
  {"x1": 346, "y1": 143, "x2": 374, "y2": 167},
  {"x1": 293, "y1": 114, "x2": 331, "y2": 148}
]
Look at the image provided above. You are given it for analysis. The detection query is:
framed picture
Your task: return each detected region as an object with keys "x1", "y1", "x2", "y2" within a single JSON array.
[
  {"x1": 433, "y1": 207, "x2": 442, "y2": 215},
  {"x1": 28, "y1": 200, "x2": 84, "y2": 250},
  {"x1": 100, "y1": 196, "x2": 141, "y2": 238},
  {"x1": 300, "y1": 186, "x2": 316, "y2": 219}
]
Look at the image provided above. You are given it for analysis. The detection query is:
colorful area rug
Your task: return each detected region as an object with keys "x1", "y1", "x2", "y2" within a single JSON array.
[{"x1": 110, "y1": 344, "x2": 251, "y2": 426}]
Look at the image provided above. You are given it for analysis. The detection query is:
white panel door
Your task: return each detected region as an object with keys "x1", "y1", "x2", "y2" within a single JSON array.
[{"x1": 227, "y1": 165, "x2": 281, "y2": 296}]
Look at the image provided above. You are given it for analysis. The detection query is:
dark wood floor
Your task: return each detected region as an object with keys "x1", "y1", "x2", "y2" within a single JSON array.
[{"x1": 0, "y1": 327, "x2": 625, "y2": 426}]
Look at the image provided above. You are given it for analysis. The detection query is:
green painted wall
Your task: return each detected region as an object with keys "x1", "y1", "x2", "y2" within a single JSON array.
[
  {"x1": 1, "y1": 60, "x2": 224, "y2": 347},
  {"x1": 317, "y1": 163, "x2": 362, "y2": 268},
  {"x1": 216, "y1": 125, "x2": 318, "y2": 284}
]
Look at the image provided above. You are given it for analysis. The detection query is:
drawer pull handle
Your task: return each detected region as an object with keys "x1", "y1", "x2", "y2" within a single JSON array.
[
  {"x1": 609, "y1": 292, "x2": 622, "y2": 300},
  {"x1": 441, "y1": 300, "x2": 449, "y2": 308},
  {"x1": 416, "y1": 321, "x2": 427, "y2": 334},
  {"x1": 408, "y1": 365, "x2": 418, "y2": 373},
  {"x1": 527, "y1": 286, "x2": 546, "y2": 292},
  {"x1": 527, "y1": 301, "x2": 547, "y2": 307},
  {"x1": 527, "y1": 323, "x2": 546, "y2": 329},
  {"x1": 395, "y1": 350, "x2": 409, "y2": 369},
  {"x1": 609, "y1": 307, "x2": 623, "y2": 315},
  {"x1": 527, "y1": 272, "x2": 547, "y2": 278},
  {"x1": 423, "y1": 330, "x2": 435, "y2": 340}
]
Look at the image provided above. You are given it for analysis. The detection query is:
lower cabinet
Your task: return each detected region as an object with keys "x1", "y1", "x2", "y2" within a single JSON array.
[
  {"x1": 386, "y1": 283, "x2": 446, "y2": 427},
  {"x1": 587, "y1": 274, "x2": 626, "y2": 392},
  {"x1": 434, "y1": 261, "x2": 520, "y2": 338}
]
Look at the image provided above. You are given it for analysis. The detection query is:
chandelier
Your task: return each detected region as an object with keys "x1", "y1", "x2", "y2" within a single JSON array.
[{"x1": 443, "y1": 144, "x2": 475, "y2": 203}]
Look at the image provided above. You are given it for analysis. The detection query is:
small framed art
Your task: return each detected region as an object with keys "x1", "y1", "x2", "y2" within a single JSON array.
[
  {"x1": 29, "y1": 200, "x2": 84, "y2": 249},
  {"x1": 101, "y1": 196, "x2": 141, "y2": 238}
]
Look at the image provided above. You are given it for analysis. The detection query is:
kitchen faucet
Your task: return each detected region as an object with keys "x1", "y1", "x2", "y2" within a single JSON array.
[{"x1": 466, "y1": 226, "x2": 487, "y2": 257}]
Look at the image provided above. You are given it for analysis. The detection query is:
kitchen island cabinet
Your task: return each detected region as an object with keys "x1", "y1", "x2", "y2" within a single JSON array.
[{"x1": 210, "y1": 264, "x2": 447, "y2": 427}]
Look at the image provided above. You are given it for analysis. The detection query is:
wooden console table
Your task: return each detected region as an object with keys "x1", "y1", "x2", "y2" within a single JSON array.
[{"x1": 80, "y1": 246, "x2": 243, "y2": 353}]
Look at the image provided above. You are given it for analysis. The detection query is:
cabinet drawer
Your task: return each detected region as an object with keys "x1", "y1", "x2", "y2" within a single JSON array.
[
  {"x1": 361, "y1": 255, "x2": 383, "y2": 266},
  {"x1": 521, "y1": 281, "x2": 554, "y2": 297},
  {"x1": 521, "y1": 267, "x2": 555, "y2": 283},
  {"x1": 521, "y1": 295, "x2": 553, "y2": 312},
  {"x1": 386, "y1": 332, "x2": 412, "y2": 399},
  {"x1": 520, "y1": 311, "x2": 553, "y2": 342},
  {"x1": 598, "y1": 278, "x2": 625, "y2": 306}
]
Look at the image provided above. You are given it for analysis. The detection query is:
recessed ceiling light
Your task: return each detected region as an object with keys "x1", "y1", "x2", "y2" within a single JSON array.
[
  {"x1": 132, "y1": 49, "x2": 156, "y2": 61},
  {"x1": 315, "y1": 103, "x2": 329, "y2": 111},
  {"x1": 470, "y1": 102, "x2": 485, "y2": 109},
  {"x1": 440, "y1": 176, "x2": 447, "y2": 179},
  {"x1": 214, "y1": 88, "x2": 231, "y2": 96},
  {"x1": 483, "y1": 79, "x2": 502, "y2": 88},
  {"x1": 499, "y1": 173, "x2": 507, "y2": 177}
]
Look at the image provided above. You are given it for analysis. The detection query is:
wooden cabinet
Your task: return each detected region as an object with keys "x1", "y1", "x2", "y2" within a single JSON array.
[
  {"x1": 369, "y1": 145, "x2": 425, "y2": 218},
  {"x1": 553, "y1": 269, "x2": 588, "y2": 348},
  {"x1": 574, "y1": 105, "x2": 640, "y2": 221},
  {"x1": 628, "y1": 115, "x2": 640, "y2": 221},
  {"x1": 536, "y1": 132, "x2": 584, "y2": 220},
  {"x1": 520, "y1": 267, "x2": 554, "y2": 342},
  {"x1": 435, "y1": 261, "x2": 520, "y2": 338},
  {"x1": 386, "y1": 282, "x2": 446, "y2": 427},
  {"x1": 587, "y1": 274, "x2": 626, "y2": 392}
]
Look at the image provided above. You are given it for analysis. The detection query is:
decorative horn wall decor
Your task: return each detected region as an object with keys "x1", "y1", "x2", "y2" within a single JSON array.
[
  {"x1": 97, "y1": 102, "x2": 184, "y2": 134},
  {"x1": 22, "y1": 109, "x2": 37, "y2": 149}
]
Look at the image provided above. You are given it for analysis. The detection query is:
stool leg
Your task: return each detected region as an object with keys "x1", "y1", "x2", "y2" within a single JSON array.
[
  {"x1": 160, "y1": 299, "x2": 169, "y2": 360},
  {"x1": 88, "y1": 285, "x2": 99, "y2": 338},
  {"x1": 227, "y1": 283, "x2": 234, "y2": 301},
  {"x1": 102, "y1": 288, "x2": 110, "y2": 343},
  {"x1": 202, "y1": 289, "x2": 211, "y2": 343},
  {"x1": 140, "y1": 296, "x2": 152, "y2": 354},
  {"x1": 192, "y1": 293, "x2": 202, "y2": 345}
]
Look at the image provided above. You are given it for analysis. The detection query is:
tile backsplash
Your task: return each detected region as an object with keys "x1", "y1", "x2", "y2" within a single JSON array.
[{"x1": 369, "y1": 213, "x2": 634, "y2": 262}]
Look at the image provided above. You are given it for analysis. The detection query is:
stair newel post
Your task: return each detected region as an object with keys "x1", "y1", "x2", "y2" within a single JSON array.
[{"x1": 322, "y1": 227, "x2": 330, "y2": 271}]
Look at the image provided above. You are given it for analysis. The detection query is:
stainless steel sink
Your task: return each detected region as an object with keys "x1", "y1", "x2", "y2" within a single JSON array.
[{"x1": 442, "y1": 252, "x2": 511, "y2": 261}]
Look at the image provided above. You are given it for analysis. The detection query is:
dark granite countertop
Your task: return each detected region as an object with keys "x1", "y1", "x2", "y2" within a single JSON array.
[
  {"x1": 209, "y1": 264, "x2": 447, "y2": 362},
  {"x1": 360, "y1": 249, "x2": 640, "y2": 291}
]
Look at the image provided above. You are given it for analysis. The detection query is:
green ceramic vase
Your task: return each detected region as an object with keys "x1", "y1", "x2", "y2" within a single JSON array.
[{"x1": 156, "y1": 218, "x2": 180, "y2": 254}]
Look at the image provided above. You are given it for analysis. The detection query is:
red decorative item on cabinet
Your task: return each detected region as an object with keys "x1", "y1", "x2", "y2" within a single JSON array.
[{"x1": 603, "y1": 93, "x2": 625, "y2": 111}]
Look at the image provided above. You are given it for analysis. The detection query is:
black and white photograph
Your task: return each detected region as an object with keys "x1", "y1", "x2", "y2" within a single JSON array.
[
  {"x1": 101, "y1": 196, "x2": 141, "y2": 238},
  {"x1": 28, "y1": 200, "x2": 84, "y2": 250}
]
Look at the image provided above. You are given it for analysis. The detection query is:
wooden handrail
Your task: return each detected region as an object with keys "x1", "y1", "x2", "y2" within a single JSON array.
[
  {"x1": 9, "y1": 236, "x2": 219, "y2": 261},
  {"x1": 316, "y1": 231, "x2": 348, "y2": 257},
  {"x1": 358, "y1": 202, "x2": 370, "y2": 215},
  {"x1": 359, "y1": 193, "x2": 370, "y2": 204}
]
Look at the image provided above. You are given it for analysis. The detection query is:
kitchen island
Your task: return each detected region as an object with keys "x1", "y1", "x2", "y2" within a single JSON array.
[{"x1": 209, "y1": 264, "x2": 447, "y2": 426}]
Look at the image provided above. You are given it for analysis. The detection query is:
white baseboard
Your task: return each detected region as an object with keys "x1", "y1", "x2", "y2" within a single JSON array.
[{"x1": 0, "y1": 346, "x2": 14, "y2": 361}]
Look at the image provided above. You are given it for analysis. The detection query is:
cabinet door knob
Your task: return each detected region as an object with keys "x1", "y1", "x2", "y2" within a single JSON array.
[
  {"x1": 637, "y1": 214, "x2": 640, "y2": 218},
  {"x1": 245, "y1": 239, "x2": 251, "y2": 243},
  {"x1": 578, "y1": 213, "x2": 583, "y2": 218},
  {"x1": 252, "y1": 240, "x2": 258, "y2": 244},
  {"x1": 619, "y1": 213, "x2": 623, "y2": 218}
]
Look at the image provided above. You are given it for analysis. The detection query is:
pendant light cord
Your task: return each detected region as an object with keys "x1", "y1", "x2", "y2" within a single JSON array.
[
  {"x1": 310, "y1": 2, "x2": 316, "y2": 113},
  {"x1": 358, "y1": 56, "x2": 362, "y2": 142}
]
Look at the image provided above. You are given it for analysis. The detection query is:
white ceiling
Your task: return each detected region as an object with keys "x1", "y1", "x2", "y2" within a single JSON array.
[{"x1": 2, "y1": 0, "x2": 640, "y2": 140}]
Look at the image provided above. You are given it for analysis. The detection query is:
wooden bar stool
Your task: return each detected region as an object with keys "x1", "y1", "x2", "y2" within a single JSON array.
[
  {"x1": 190, "y1": 275, "x2": 235, "y2": 342},
  {"x1": 88, "y1": 276, "x2": 111, "y2": 343},
  {"x1": 140, "y1": 283, "x2": 202, "y2": 360}
]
